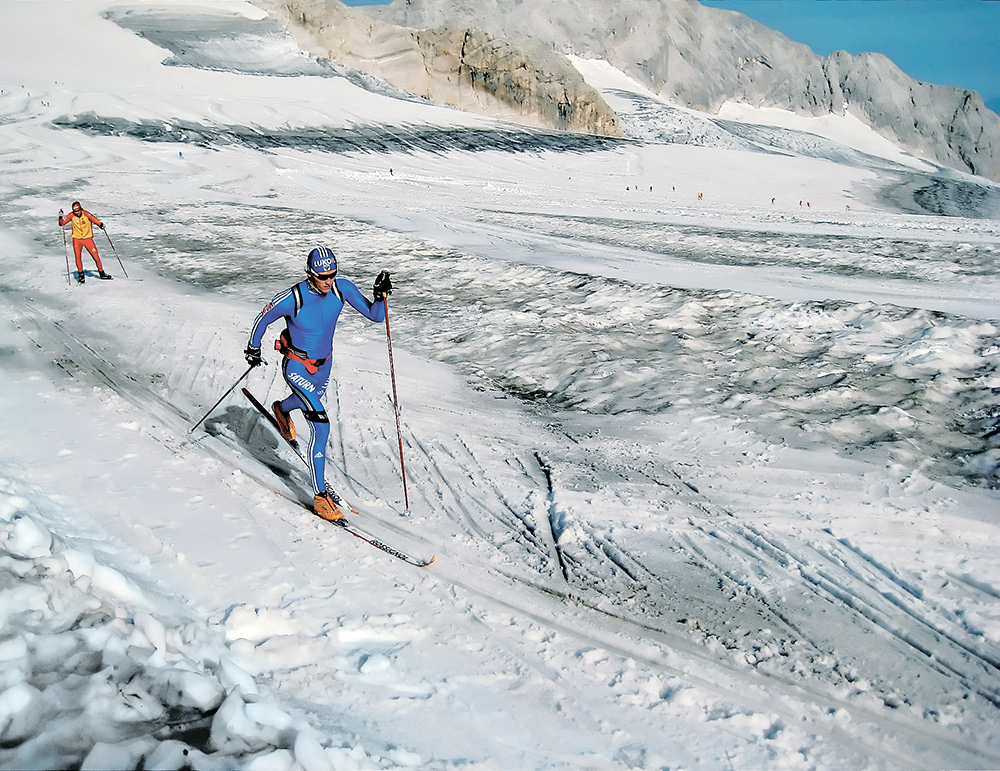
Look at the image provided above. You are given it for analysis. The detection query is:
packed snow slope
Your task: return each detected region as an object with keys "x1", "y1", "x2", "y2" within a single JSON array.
[{"x1": 1, "y1": 2, "x2": 1000, "y2": 769}]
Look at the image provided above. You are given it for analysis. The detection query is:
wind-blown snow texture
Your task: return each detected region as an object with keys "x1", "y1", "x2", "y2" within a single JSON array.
[{"x1": 1, "y1": 2, "x2": 1000, "y2": 769}]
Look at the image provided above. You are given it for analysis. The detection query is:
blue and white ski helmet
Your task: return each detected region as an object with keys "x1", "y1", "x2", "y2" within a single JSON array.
[{"x1": 306, "y1": 246, "x2": 337, "y2": 275}]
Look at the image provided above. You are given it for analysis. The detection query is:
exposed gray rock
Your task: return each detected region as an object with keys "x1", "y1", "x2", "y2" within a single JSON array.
[
  {"x1": 824, "y1": 50, "x2": 1000, "y2": 181},
  {"x1": 358, "y1": 0, "x2": 1000, "y2": 182},
  {"x1": 255, "y1": 0, "x2": 621, "y2": 136}
]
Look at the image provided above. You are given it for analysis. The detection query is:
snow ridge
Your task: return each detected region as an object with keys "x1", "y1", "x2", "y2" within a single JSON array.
[
  {"x1": 0, "y1": 474, "x2": 352, "y2": 770},
  {"x1": 356, "y1": 0, "x2": 1000, "y2": 182}
]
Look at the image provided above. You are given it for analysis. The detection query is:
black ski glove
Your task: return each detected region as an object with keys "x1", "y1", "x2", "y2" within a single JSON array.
[
  {"x1": 373, "y1": 271, "x2": 392, "y2": 302},
  {"x1": 244, "y1": 345, "x2": 263, "y2": 368}
]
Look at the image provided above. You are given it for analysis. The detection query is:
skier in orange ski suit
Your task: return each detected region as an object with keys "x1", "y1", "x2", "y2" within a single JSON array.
[{"x1": 59, "y1": 201, "x2": 112, "y2": 283}]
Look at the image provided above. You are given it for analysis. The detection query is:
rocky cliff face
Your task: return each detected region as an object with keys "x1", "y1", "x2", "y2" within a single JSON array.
[
  {"x1": 823, "y1": 51, "x2": 1000, "y2": 181},
  {"x1": 255, "y1": 0, "x2": 621, "y2": 136},
  {"x1": 360, "y1": 0, "x2": 1000, "y2": 182}
]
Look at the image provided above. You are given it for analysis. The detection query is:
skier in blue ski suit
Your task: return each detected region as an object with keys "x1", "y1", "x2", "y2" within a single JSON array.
[{"x1": 244, "y1": 246, "x2": 392, "y2": 521}]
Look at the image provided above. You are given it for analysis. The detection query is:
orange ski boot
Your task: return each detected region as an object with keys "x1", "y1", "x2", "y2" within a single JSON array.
[
  {"x1": 271, "y1": 401, "x2": 296, "y2": 442},
  {"x1": 313, "y1": 491, "x2": 345, "y2": 522}
]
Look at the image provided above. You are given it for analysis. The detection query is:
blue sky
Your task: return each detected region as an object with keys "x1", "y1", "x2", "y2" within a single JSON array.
[
  {"x1": 701, "y1": 0, "x2": 1000, "y2": 113},
  {"x1": 340, "y1": 0, "x2": 1000, "y2": 113}
]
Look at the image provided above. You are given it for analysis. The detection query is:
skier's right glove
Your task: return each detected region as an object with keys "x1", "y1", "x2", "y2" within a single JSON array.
[
  {"x1": 244, "y1": 345, "x2": 263, "y2": 368},
  {"x1": 372, "y1": 271, "x2": 393, "y2": 302}
]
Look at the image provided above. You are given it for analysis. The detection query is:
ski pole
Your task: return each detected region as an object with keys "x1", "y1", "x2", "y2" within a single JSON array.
[
  {"x1": 383, "y1": 295, "x2": 410, "y2": 510},
  {"x1": 189, "y1": 364, "x2": 255, "y2": 433},
  {"x1": 102, "y1": 226, "x2": 129, "y2": 278},
  {"x1": 59, "y1": 211, "x2": 71, "y2": 286}
]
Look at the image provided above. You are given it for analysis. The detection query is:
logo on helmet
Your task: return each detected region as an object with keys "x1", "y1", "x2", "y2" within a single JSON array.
[{"x1": 307, "y1": 247, "x2": 338, "y2": 275}]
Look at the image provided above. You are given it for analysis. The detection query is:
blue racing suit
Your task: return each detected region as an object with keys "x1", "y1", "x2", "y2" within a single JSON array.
[{"x1": 247, "y1": 277, "x2": 385, "y2": 495}]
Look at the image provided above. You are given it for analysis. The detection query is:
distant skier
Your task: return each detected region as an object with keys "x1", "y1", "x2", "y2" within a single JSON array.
[
  {"x1": 58, "y1": 201, "x2": 112, "y2": 284},
  {"x1": 244, "y1": 246, "x2": 392, "y2": 521}
]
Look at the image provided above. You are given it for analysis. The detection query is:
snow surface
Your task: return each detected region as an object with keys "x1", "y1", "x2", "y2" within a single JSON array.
[{"x1": 1, "y1": 2, "x2": 1000, "y2": 769}]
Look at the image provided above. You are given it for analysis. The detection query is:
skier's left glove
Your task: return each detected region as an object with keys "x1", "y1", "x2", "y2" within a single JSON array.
[
  {"x1": 373, "y1": 271, "x2": 392, "y2": 302},
  {"x1": 98, "y1": 223, "x2": 105, "y2": 230},
  {"x1": 244, "y1": 345, "x2": 263, "y2": 368}
]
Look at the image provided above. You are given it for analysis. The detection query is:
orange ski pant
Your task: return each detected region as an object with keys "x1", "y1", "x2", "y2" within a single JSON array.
[{"x1": 73, "y1": 237, "x2": 105, "y2": 273}]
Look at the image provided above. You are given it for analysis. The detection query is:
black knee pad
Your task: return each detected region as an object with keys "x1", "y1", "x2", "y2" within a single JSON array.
[{"x1": 302, "y1": 409, "x2": 329, "y2": 423}]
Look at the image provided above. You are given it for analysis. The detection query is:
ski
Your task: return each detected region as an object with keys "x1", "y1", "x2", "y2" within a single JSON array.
[
  {"x1": 275, "y1": 492, "x2": 435, "y2": 567},
  {"x1": 242, "y1": 387, "x2": 305, "y2": 458},
  {"x1": 242, "y1": 387, "x2": 434, "y2": 566}
]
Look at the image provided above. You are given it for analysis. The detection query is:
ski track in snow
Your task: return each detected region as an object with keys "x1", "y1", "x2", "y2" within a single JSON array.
[
  {"x1": 1, "y1": 2, "x2": 1000, "y2": 769},
  {"x1": 8, "y1": 203, "x2": 997, "y2": 766}
]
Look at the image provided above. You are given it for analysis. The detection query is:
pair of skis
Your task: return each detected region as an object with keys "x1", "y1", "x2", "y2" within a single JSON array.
[{"x1": 241, "y1": 387, "x2": 434, "y2": 568}]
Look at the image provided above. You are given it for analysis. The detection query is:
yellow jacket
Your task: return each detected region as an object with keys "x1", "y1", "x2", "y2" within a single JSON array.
[{"x1": 60, "y1": 209, "x2": 102, "y2": 240}]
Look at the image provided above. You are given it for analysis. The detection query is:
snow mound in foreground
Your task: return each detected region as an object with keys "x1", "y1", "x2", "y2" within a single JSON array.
[{"x1": 0, "y1": 474, "x2": 372, "y2": 771}]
